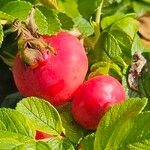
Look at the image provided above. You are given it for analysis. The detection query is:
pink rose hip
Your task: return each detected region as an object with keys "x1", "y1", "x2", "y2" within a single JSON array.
[
  {"x1": 72, "y1": 75, "x2": 126, "y2": 130},
  {"x1": 12, "y1": 32, "x2": 88, "y2": 106}
]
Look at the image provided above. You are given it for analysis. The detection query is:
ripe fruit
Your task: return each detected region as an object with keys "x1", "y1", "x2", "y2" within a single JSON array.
[
  {"x1": 35, "y1": 131, "x2": 52, "y2": 140},
  {"x1": 72, "y1": 75, "x2": 126, "y2": 130},
  {"x1": 12, "y1": 32, "x2": 88, "y2": 106}
]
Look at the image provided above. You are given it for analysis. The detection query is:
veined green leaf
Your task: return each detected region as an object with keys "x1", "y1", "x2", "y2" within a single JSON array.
[
  {"x1": 120, "y1": 112, "x2": 150, "y2": 149},
  {"x1": 47, "y1": 137, "x2": 75, "y2": 150},
  {"x1": 94, "y1": 98, "x2": 147, "y2": 150},
  {"x1": 35, "y1": 141, "x2": 51, "y2": 149},
  {"x1": 73, "y1": 16, "x2": 94, "y2": 36},
  {"x1": 102, "y1": 13, "x2": 138, "y2": 39},
  {"x1": 102, "y1": 31, "x2": 122, "y2": 58},
  {"x1": 1, "y1": 1, "x2": 32, "y2": 21},
  {"x1": 38, "y1": 0, "x2": 58, "y2": 10},
  {"x1": 101, "y1": 13, "x2": 137, "y2": 30},
  {"x1": 0, "y1": 108, "x2": 35, "y2": 138},
  {"x1": 109, "y1": 29, "x2": 132, "y2": 58},
  {"x1": 131, "y1": 34, "x2": 146, "y2": 55},
  {"x1": 112, "y1": 17, "x2": 139, "y2": 39},
  {"x1": 16, "y1": 97, "x2": 63, "y2": 135},
  {"x1": 0, "y1": 131, "x2": 34, "y2": 150},
  {"x1": 133, "y1": 1, "x2": 150, "y2": 17},
  {"x1": 0, "y1": 0, "x2": 16, "y2": 8},
  {"x1": 78, "y1": 0, "x2": 102, "y2": 19},
  {"x1": 58, "y1": 13, "x2": 74, "y2": 30},
  {"x1": 35, "y1": 8, "x2": 48, "y2": 34},
  {"x1": 81, "y1": 133, "x2": 95, "y2": 150},
  {"x1": 37, "y1": 6, "x2": 61, "y2": 34},
  {"x1": 0, "y1": 11, "x2": 14, "y2": 24},
  {"x1": 57, "y1": 103, "x2": 85, "y2": 144},
  {"x1": 58, "y1": 0, "x2": 80, "y2": 18}
]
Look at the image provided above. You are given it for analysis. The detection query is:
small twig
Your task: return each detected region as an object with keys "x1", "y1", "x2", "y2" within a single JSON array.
[
  {"x1": 26, "y1": 7, "x2": 38, "y2": 37},
  {"x1": 94, "y1": 0, "x2": 104, "y2": 44}
]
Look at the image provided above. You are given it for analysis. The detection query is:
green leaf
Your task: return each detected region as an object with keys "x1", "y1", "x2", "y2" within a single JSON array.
[
  {"x1": 113, "y1": 18, "x2": 138, "y2": 40},
  {"x1": 0, "y1": 108, "x2": 35, "y2": 138},
  {"x1": 88, "y1": 61, "x2": 123, "y2": 80},
  {"x1": 0, "y1": 23, "x2": 3, "y2": 47},
  {"x1": 78, "y1": 0, "x2": 102, "y2": 19},
  {"x1": 38, "y1": 0, "x2": 58, "y2": 10},
  {"x1": 109, "y1": 63, "x2": 122, "y2": 79},
  {"x1": 102, "y1": 1, "x2": 131, "y2": 18},
  {"x1": 113, "y1": 56, "x2": 127, "y2": 68},
  {"x1": 97, "y1": 29, "x2": 134, "y2": 64},
  {"x1": 109, "y1": 29, "x2": 132, "y2": 58},
  {"x1": 1, "y1": 2, "x2": 53, "y2": 35},
  {"x1": 9, "y1": 140, "x2": 51, "y2": 150},
  {"x1": 16, "y1": 97, "x2": 63, "y2": 135},
  {"x1": 101, "y1": 31, "x2": 122, "y2": 58},
  {"x1": 35, "y1": 8, "x2": 48, "y2": 34},
  {"x1": 94, "y1": 98, "x2": 147, "y2": 150},
  {"x1": 57, "y1": 103, "x2": 85, "y2": 144},
  {"x1": 119, "y1": 112, "x2": 150, "y2": 149},
  {"x1": 0, "y1": 11, "x2": 14, "y2": 24},
  {"x1": 0, "y1": 0, "x2": 16, "y2": 8},
  {"x1": 37, "y1": 6, "x2": 61, "y2": 34},
  {"x1": 101, "y1": 13, "x2": 137, "y2": 30},
  {"x1": 0, "y1": 131, "x2": 34, "y2": 150},
  {"x1": 1, "y1": 1, "x2": 32, "y2": 21},
  {"x1": 131, "y1": 34, "x2": 146, "y2": 55},
  {"x1": 102, "y1": 13, "x2": 138, "y2": 39},
  {"x1": 47, "y1": 137, "x2": 75, "y2": 150},
  {"x1": 88, "y1": 61, "x2": 110, "y2": 78},
  {"x1": 81, "y1": 133, "x2": 95, "y2": 150},
  {"x1": 0, "y1": 120, "x2": 7, "y2": 130},
  {"x1": 127, "y1": 139, "x2": 150, "y2": 150},
  {"x1": 133, "y1": 1, "x2": 150, "y2": 16},
  {"x1": 58, "y1": 13, "x2": 74, "y2": 30},
  {"x1": 73, "y1": 16, "x2": 94, "y2": 36},
  {"x1": 58, "y1": 0, "x2": 94, "y2": 36},
  {"x1": 58, "y1": 0, "x2": 80, "y2": 18},
  {"x1": 36, "y1": 141, "x2": 51, "y2": 150}
]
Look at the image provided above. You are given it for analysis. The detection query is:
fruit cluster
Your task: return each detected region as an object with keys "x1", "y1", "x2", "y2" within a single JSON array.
[{"x1": 12, "y1": 30, "x2": 125, "y2": 132}]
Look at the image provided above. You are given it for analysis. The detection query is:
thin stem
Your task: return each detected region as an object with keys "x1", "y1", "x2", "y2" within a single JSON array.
[
  {"x1": 94, "y1": 0, "x2": 104, "y2": 44},
  {"x1": 3, "y1": 51, "x2": 15, "y2": 59},
  {"x1": 95, "y1": 3, "x2": 102, "y2": 25}
]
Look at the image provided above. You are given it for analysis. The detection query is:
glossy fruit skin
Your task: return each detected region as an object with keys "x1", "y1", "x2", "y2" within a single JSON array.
[
  {"x1": 12, "y1": 32, "x2": 88, "y2": 106},
  {"x1": 35, "y1": 131, "x2": 52, "y2": 140},
  {"x1": 72, "y1": 75, "x2": 126, "y2": 130}
]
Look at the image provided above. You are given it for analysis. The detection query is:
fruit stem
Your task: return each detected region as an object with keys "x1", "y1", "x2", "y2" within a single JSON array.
[{"x1": 94, "y1": 0, "x2": 104, "y2": 44}]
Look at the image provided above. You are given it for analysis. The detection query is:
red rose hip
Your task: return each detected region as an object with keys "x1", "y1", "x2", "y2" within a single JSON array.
[
  {"x1": 12, "y1": 32, "x2": 88, "y2": 106},
  {"x1": 72, "y1": 75, "x2": 126, "y2": 130}
]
